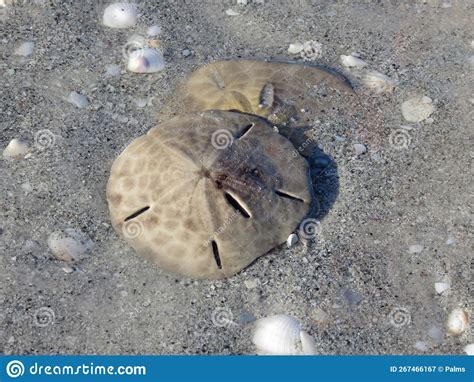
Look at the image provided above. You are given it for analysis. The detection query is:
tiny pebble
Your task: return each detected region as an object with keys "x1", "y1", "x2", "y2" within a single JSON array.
[
  {"x1": 14, "y1": 41, "x2": 34, "y2": 56},
  {"x1": 68, "y1": 91, "x2": 89, "y2": 108},
  {"x1": 182, "y1": 48, "x2": 191, "y2": 57},
  {"x1": 226, "y1": 8, "x2": 240, "y2": 16},
  {"x1": 408, "y1": 244, "x2": 424, "y2": 254},
  {"x1": 354, "y1": 143, "x2": 367, "y2": 156},
  {"x1": 414, "y1": 341, "x2": 429, "y2": 352},
  {"x1": 62, "y1": 266, "x2": 74, "y2": 274},
  {"x1": 425, "y1": 117, "x2": 434, "y2": 124},
  {"x1": 428, "y1": 326, "x2": 443, "y2": 342},
  {"x1": 7, "y1": 68, "x2": 15, "y2": 75},
  {"x1": 134, "y1": 98, "x2": 147, "y2": 108},
  {"x1": 434, "y1": 282, "x2": 450, "y2": 294},
  {"x1": 286, "y1": 233, "x2": 299, "y2": 248},
  {"x1": 237, "y1": 0, "x2": 248, "y2": 4},
  {"x1": 244, "y1": 278, "x2": 259, "y2": 289},
  {"x1": 446, "y1": 236, "x2": 456, "y2": 245},
  {"x1": 147, "y1": 25, "x2": 162, "y2": 36}
]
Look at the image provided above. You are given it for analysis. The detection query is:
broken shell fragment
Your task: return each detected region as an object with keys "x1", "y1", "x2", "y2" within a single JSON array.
[
  {"x1": 340, "y1": 54, "x2": 367, "y2": 68},
  {"x1": 401, "y1": 96, "x2": 435, "y2": 123},
  {"x1": 3, "y1": 138, "x2": 29, "y2": 159}
]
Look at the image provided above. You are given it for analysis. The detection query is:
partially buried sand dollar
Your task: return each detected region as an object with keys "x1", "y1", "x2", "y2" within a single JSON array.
[
  {"x1": 107, "y1": 110, "x2": 313, "y2": 279},
  {"x1": 160, "y1": 60, "x2": 354, "y2": 124},
  {"x1": 159, "y1": 59, "x2": 356, "y2": 155}
]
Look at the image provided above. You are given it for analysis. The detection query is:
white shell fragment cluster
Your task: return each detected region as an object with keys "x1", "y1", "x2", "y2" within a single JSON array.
[
  {"x1": 103, "y1": 3, "x2": 138, "y2": 29},
  {"x1": 252, "y1": 314, "x2": 317, "y2": 355},
  {"x1": 127, "y1": 47, "x2": 165, "y2": 73}
]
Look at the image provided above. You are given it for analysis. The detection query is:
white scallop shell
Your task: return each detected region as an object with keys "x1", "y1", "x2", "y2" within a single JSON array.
[
  {"x1": 252, "y1": 314, "x2": 301, "y2": 355},
  {"x1": 127, "y1": 48, "x2": 165, "y2": 73},
  {"x1": 446, "y1": 308, "x2": 469, "y2": 336},
  {"x1": 103, "y1": 3, "x2": 138, "y2": 29}
]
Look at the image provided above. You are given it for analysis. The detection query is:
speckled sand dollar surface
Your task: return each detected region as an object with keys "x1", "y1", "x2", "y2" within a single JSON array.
[
  {"x1": 107, "y1": 111, "x2": 312, "y2": 279},
  {"x1": 1, "y1": 1, "x2": 472, "y2": 355}
]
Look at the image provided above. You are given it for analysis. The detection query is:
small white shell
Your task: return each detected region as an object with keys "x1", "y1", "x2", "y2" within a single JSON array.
[
  {"x1": 225, "y1": 8, "x2": 240, "y2": 16},
  {"x1": 464, "y1": 344, "x2": 474, "y2": 355},
  {"x1": 434, "y1": 282, "x2": 450, "y2": 294},
  {"x1": 147, "y1": 25, "x2": 162, "y2": 36},
  {"x1": 14, "y1": 41, "x2": 34, "y2": 56},
  {"x1": 286, "y1": 233, "x2": 299, "y2": 248},
  {"x1": 288, "y1": 43, "x2": 303, "y2": 55},
  {"x1": 47, "y1": 228, "x2": 94, "y2": 262},
  {"x1": 299, "y1": 331, "x2": 317, "y2": 355},
  {"x1": 3, "y1": 138, "x2": 29, "y2": 159},
  {"x1": 253, "y1": 314, "x2": 301, "y2": 355},
  {"x1": 68, "y1": 91, "x2": 89, "y2": 108},
  {"x1": 127, "y1": 48, "x2": 165, "y2": 73},
  {"x1": 446, "y1": 308, "x2": 469, "y2": 336},
  {"x1": 401, "y1": 96, "x2": 435, "y2": 123},
  {"x1": 408, "y1": 244, "x2": 424, "y2": 254},
  {"x1": 414, "y1": 341, "x2": 429, "y2": 352},
  {"x1": 362, "y1": 70, "x2": 396, "y2": 93},
  {"x1": 354, "y1": 143, "x2": 366, "y2": 156},
  {"x1": 103, "y1": 3, "x2": 138, "y2": 29},
  {"x1": 340, "y1": 54, "x2": 367, "y2": 68}
]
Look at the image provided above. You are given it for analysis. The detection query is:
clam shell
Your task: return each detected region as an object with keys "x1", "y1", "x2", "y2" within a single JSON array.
[
  {"x1": 253, "y1": 314, "x2": 301, "y2": 355},
  {"x1": 103, "y1": 3, "x2": 138, "y2": 29},
  {"x1": 127, "y1": 48, "x2": 165, "y2": 73}
]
